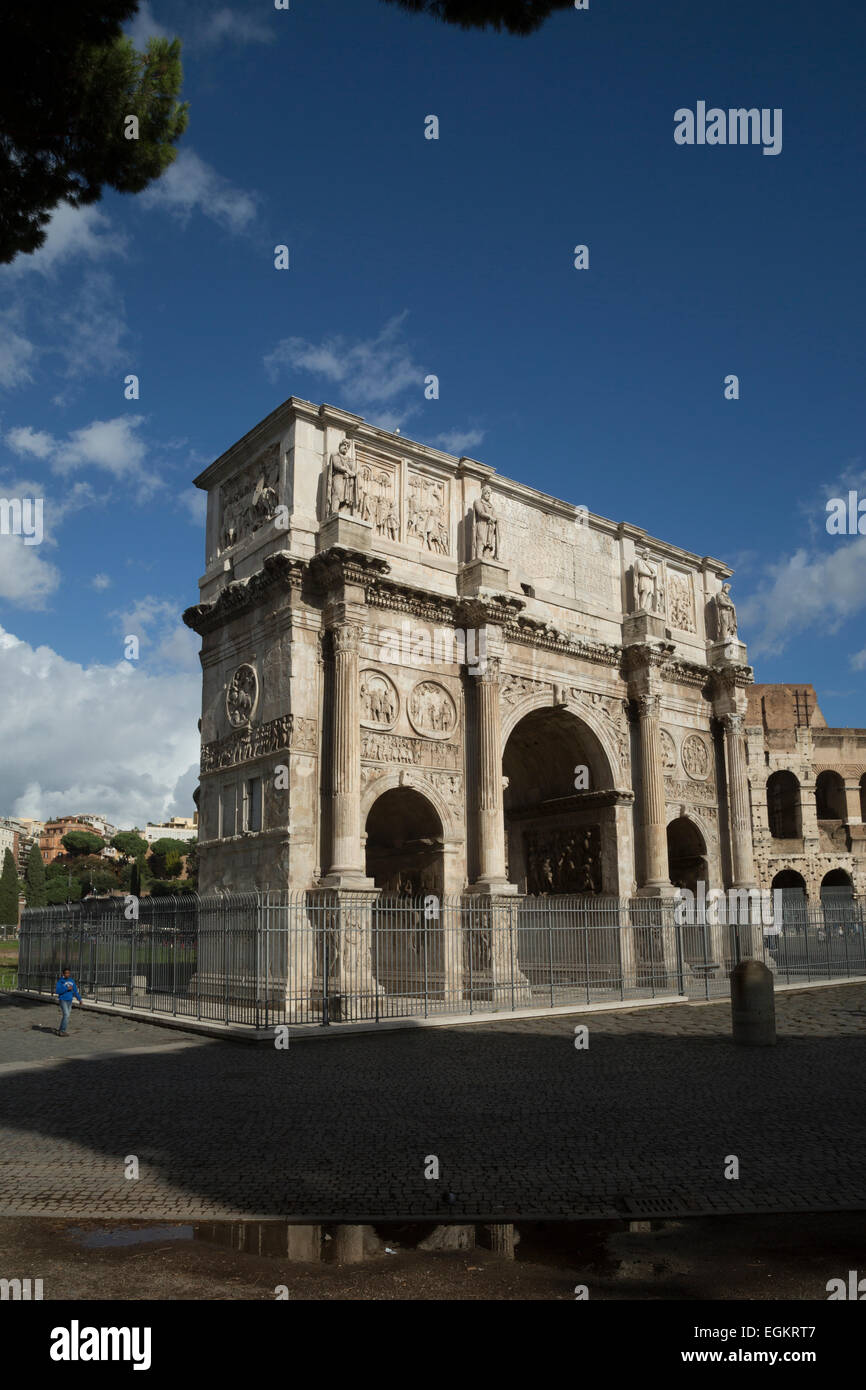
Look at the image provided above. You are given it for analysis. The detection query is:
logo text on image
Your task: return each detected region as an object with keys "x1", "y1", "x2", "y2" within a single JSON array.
[{"x1": 379, "y1": 620, "x2": 487, "y2": 673}]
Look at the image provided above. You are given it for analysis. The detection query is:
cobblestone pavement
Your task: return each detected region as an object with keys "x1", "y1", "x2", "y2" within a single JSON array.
[{"x1": 1, "y1": 986, "x2": 865, "y2": 1221}]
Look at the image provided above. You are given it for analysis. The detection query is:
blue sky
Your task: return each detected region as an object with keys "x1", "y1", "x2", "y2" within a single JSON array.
[{"x1": 1, "y1": 0, "x2": 865, "y2": 827}]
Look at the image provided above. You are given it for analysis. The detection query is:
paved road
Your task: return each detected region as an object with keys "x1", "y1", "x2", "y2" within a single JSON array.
[{"x1": 1, "y1": 986, "x2": 865, "y2": 1221}]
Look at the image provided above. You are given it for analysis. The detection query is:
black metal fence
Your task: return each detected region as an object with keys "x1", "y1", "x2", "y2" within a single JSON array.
[{"x1": 10, "y1": 890, "x2": 866, "y2": 1030}]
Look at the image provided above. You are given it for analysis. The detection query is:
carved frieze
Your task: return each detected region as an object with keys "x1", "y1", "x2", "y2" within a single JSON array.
[
  {"x1": 664, "y1": 774, "x2": 717, "y2": 805},
  {"x1": 667, "y1": 568, "x2": 696, "y2": 632},
  {"x1": 361, "y1": 730, "x2": 460, "y2": 769},
  {"x1": 355, "y1": 450, "x2": 400, "y2": 539},
  {"x1": 407, "y1": 681, "x2": 457, "y2": 738},
  {"x1": 219, "y1": 442, "x2": 280, "y2": 553},
  {"x1": 406, "y1": 470, "x2": 449, "y2": 555},
  {"x1": 202, "y1": 714, "x2": 293, "y2": 774},
  {"x1": 524, "y1": 825, "x2": 601, "y2": 895}
]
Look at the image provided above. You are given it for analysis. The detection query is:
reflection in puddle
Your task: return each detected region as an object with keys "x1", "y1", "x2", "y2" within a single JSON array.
[{"x1": 69, "y1": 1225, "x2": 194, "y2": 1249}]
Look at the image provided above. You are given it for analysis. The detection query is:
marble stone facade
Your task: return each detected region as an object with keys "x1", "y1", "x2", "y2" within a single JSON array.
[{"x1": 183, "y1": 397, "x2": 756, "y2": 902}]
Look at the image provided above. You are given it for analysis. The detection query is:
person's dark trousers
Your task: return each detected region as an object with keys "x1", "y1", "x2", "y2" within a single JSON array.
[{"x1": 58, "y1": 999, "x2": 72, "y2": 1034}]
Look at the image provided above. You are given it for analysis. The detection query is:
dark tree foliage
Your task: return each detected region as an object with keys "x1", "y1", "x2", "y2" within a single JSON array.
[
  {"x1": 112, "y1": 831, "x2": 148, "y2": 862},
  {"x1": 25, "y1": 843, "x2": 47, "y2": 907},
  {"x1": 0, "y1": 1, "x2": 188, "y2": 262},
  {"x1": 0, "y1": 849, "x2": 20, "y2": 926},
  {"x1": 45, "y1": 877, "x2": 82, "y2": 905},
  {"x1": 61, "y1": 830, "x2": 105, "y2": 857},
  {"x1": 382, "y1": 0, "x2": 573, "y2": 34}
]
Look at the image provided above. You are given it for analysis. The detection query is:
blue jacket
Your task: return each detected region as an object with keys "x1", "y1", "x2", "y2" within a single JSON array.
[{"x1": 55, "y1": 976, "x2": 82, "y2": 1003}]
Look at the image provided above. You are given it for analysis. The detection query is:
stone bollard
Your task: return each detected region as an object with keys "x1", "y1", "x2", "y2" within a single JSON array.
[
  {"x1": 485, "y1": 1223, "x2": 516, "y2": 1260},
  {"x1": 730, "y1": 958, "x2": 775, "y2": 1046},
  {"x1": 331, "y1": 1224, "x2": 382, "y2": 1263}
]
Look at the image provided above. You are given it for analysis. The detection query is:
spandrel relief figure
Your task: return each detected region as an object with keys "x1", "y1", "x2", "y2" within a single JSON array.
[
  {"x1": 715, "y1": 582, "x2": 738, "y2": 640},
  {"x1": 473, "y1": 485, "x2": 500, "y2": 561},
  {"x1": 327, "y1": 438, "x2": 359, "y2": 518}
]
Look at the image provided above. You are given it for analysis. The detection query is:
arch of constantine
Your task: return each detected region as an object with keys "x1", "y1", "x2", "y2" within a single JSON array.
[{"x1": 183, "y1": 397, "x2": 758, "y2": 907}]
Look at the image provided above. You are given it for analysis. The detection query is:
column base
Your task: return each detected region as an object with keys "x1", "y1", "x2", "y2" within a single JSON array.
[
  {"x1": 635, "y1": 882, "x2": 675, "y2": 898},
  {"x1": 465, "y1": 879, "x2": 520, "y2": 896},
  {"x1": 319, "y1": 872, "x2": 377, "y2": 890}
]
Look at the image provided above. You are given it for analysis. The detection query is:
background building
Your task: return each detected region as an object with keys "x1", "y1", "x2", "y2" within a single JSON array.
[
  {"x1": 746, "y1": 684, "x2": 866, "y2": 905},
  {"x1": 143, "y1": 816, "x2": 198, "y2": 844}
]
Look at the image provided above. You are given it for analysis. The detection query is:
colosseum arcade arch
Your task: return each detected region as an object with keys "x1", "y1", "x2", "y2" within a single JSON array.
[{"x1": 502, "y1": 704, "x2": 622, "y2": 895}]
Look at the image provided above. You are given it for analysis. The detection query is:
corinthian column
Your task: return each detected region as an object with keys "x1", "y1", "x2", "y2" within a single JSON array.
[
  {"x1": 636, "y1": 692, "x2": 673, "y2": 895},
  {"x1": 720, "y1": 712, "x2": 756, "y2": 889},
  {"x1": 325, "y1": 622, "x2": 370, "y2": 884},
  {"x1": 473, "y1": 657, "x2": 512, "y2": 891}
]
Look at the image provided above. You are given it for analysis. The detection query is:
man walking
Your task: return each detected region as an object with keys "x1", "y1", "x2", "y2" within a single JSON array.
[{"x1": 55, "y1": 967, "x2": 82, "y2": 1036}]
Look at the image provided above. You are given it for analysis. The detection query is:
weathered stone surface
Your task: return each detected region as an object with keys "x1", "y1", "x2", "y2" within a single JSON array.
[{"x1": 187, "y1": 398, "x2": 753, "y2": 919}]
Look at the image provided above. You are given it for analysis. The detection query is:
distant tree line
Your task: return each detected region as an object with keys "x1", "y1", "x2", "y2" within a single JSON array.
[{"x1": 0, "y1": 828, "x2": 199, "y2": 922}]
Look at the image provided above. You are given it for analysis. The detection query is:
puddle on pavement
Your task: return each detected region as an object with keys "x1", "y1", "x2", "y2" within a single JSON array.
[
  {"x1": 64, "y1": 1217, "x2": 640, "y2": 1269},
  {"x1": 69, "y1": 1225, "x2": 195, "y2": 1249}
]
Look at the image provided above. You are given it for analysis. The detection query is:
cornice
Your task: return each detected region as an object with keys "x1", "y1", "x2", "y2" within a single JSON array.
[{"x1": 183, "y1": 551, "x2": 306, "y2": 634}]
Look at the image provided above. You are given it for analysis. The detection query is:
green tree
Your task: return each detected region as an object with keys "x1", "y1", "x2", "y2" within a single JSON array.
[
  {"x1": 24, "y1": 842, "x2": 46, "y2": 907},
  {"x1": 46, "y1": 876, "x2": 82, "y2": 906},
  {"x1": 148, "y1": 837, "x2": 186, "y2": 880},
  {"x1": 61, "y1": 830, "x2": 105, "y2": 857},
  {"x1": 0, "y1": 849, "x2": 20, "y2": 926},
  {"x1": 0, "y1": 3, "x2": 189, "y2": 263},
  {"x1": 382, "y1": 0, "x2": 572, "y2": 34},
  {"x1": 130, "y1": 859, "x2": 142, "y2": 897},
  {"x1": 183, "y1": 837, "x2": 199, "y2": 889},
  {"x1": 111, "y1": 830, "x2": 148, "y2": 863}
]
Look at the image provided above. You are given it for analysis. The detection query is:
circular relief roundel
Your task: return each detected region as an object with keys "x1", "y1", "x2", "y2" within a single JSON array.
[
  {"x1": 360, "y1": 670, "x2": 399, "y2": 729},
  {"x1": 682, "y1": 733, "x2": 710, "y2": 781},
  {"x1": 226, "y1": 663, "x2": 258, "y2": 728},
  {"x1": 407, "y1": 681, "x2": 457, "y2": 739}
]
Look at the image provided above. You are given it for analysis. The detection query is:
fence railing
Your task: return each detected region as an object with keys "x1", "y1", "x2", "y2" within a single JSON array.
[{"x1": 9, "y1": 891, "x2": 866, "y2": 1029}]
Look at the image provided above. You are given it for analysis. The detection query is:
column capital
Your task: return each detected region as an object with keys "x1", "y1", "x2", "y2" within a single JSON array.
[
  {"x1": 330, "y1": 622, "x2": 364, "y2": 655},
  {"x1": 719, "y1": 710, "x2": 745, "y2": 736},
  {"x1": 635, "y1": 691, "x2": 661, "y2": 719},
  {"x1": 477, "y1": 654, "x2": 501, "y2": 685}
]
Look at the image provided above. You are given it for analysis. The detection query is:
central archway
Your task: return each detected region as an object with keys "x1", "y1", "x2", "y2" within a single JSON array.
[{"x1": 502, "y1": 704, "x2": 620, "y2": 895}]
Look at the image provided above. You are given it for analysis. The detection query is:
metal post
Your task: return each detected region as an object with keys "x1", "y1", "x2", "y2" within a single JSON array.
[{"x1": 548, "y1": 904, "x2": 554, "y2": 1009}]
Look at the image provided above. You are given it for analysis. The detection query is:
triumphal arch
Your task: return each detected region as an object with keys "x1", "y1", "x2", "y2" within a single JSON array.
[{"x1": 183, "y1": 398, "x2": 757, "y2": 907}]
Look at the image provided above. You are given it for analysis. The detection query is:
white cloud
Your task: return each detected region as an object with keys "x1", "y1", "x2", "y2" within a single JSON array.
[
  {"x1": 264, "y1": 313, "x2": 426, "y2": 424},
  {"x1": 110, "y1": 595, "x2": 201, "y2": 673},
  {"x1": 91, "y1": 573, "x2": 112, "y2": 591},
  {"x1": 2, "y1": 203, "x2": 127, "y2": 276},
  {"x1": 140, "y1": 148, "x2": 259, "y2": 235},
  {"x1": 0, "y1": 322, "x2": 37, "y2": 388},
  {"x1": 197, "y1": 6, "x2": 272, "y2": 46},
  {"x1": 125, "y1": 0, "x2": 170, "y2": 48},
  {"x1": 433, "y1": 428, "x2": 485, "y2": 455},
  {"x1": 179, "y1": 486, "x2": 207, "y2": 525},
  {"x1": 0, "y1": 625, "x2": 200, "y2": 828},
  {"x1": 0, "y1": 535, "x2": 60, "y2": 607},
  {"x1": 7, "y1": 415, "x2": 163, "y2": 498},
  {"x1": 5, "y1": 426, "x2": 55, "y2": 459},
  {"x1": 55, "y1": 271, "x2": 130, "y2": 379},
  {"x1": 738, "y1": 537, "x2": 866, "y2": 657}
]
